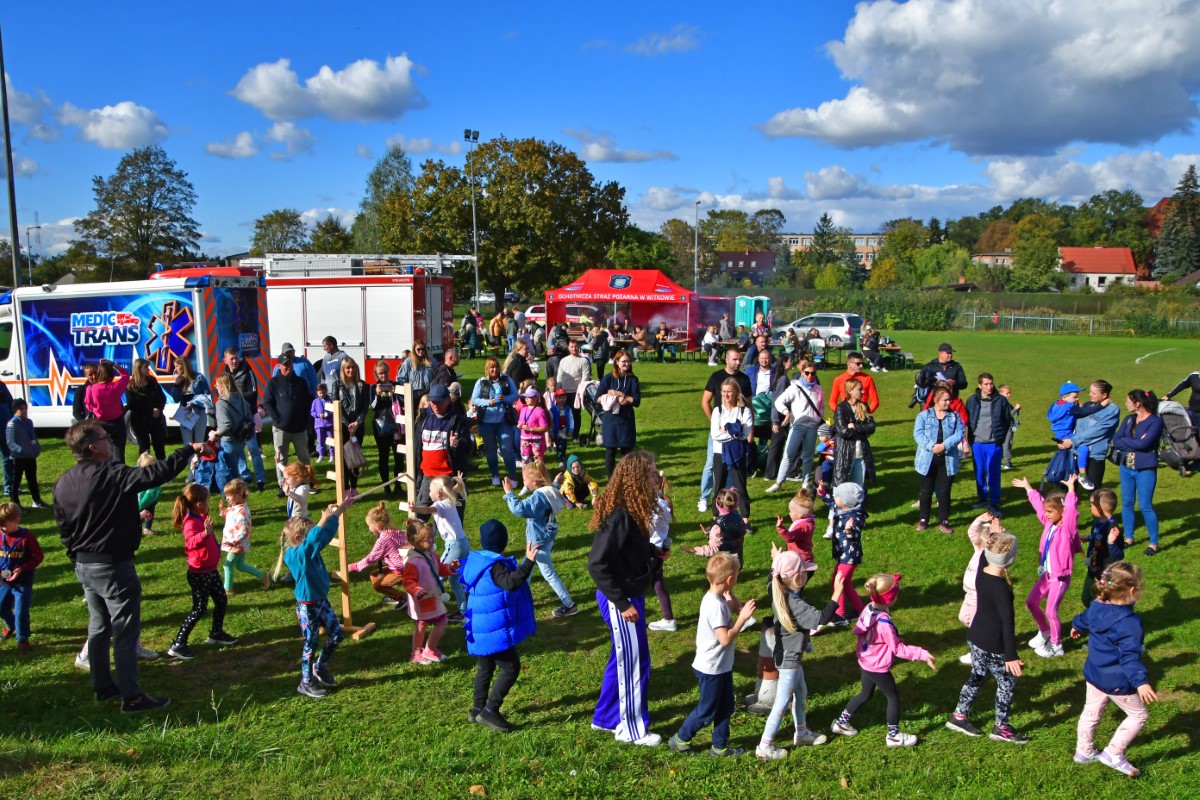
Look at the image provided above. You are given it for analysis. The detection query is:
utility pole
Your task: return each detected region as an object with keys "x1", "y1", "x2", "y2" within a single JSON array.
[{"x1": 0, "y1": 22, "x2": 22, "y2": 288}]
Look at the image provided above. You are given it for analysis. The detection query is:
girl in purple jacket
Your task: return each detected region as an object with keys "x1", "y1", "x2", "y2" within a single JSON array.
[{"x1": 1014, "y1": 473, "x2": 1082, "y2": 659}]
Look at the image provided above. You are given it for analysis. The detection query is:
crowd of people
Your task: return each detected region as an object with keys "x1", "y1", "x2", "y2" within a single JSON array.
[{"x1": 3, "y1": 318, "x2": 1195, "y2": 779}]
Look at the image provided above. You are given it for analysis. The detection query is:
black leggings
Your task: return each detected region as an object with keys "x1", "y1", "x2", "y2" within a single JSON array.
[
  {"x1": 844, "y1": 668, "x2": 900, "y2": 726},
  {"x1": 605, "y1": 446, "x2": 632, "y2": 478},
  {"x1": 918, "y1": 456, "x2": 952, "y2": 525},
  {"x1": 101, "y1": 418, "x2": 128, "y2": 465},
  {"x1": 130, "y1": 414, "x2": 167, "y2": 460},
  {"x1": 712, "y1": 458, "x2": 750, "y2": 518},
  {"x1": 373, "y1": 431, "x2": 403, "y2": 485},
  {"x1": 474, "y1": 647, "x2": 520, "y2": 712},
  {"x1": 174, "y1": 570, "x2": 227, "y2": 646}
]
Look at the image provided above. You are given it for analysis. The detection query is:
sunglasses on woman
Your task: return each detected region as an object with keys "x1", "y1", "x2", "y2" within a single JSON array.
[{"x1": 802, "y1": 370, "x2": 816, "y2": 377}]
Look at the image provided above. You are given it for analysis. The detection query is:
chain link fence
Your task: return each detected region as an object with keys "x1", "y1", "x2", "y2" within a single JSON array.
[{"x1": 956, "y1": 312, "x2": 1200, "y2": 336}]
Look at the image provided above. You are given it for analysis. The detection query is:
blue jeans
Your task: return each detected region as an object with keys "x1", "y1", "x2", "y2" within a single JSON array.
[
  {"x1": 676, "y1": 669, "x2": 735, "y2": 750},
  {"x1": 776, "y1": 422, "x2": 817, "y2": 484},
  {"x1": 75, "y1": 560, "x2": 143, "y2": 699},
  {"x1": 762, "y1": 666, "x2": 810, "y2": 741},
  {"x1": 973, "y1": 441, "x2": 1002, "y2": 506},
  {"x1": 238, "y1": 433, "x2": 266, "y2": 485},
  {"x1": 0, "y1": 580, "x2": 32, "y2": 642},
  {"x1": 1119, "y1": 465, "x2": 1159, "y2": 547},
  {"x1": 531, "y1": 536, "x2": 573, "y2": 607},
  {"x1": 216, "y1": 438, "x2": 244, "y2": 493},
  {"x1": 700, "y1": 436, "x2": 715, "y2": 501},
  {"x1": 441, "y1": 537, "x2": 470, "y2": 607},
  {"x1": 478, "y1": 421, "x2": 517, "y2": 479}
]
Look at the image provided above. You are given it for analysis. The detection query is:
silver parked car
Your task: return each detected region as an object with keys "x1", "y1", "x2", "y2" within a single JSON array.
[{"x1": 772, "y1": 312, "x2": 864, "y2": 347}]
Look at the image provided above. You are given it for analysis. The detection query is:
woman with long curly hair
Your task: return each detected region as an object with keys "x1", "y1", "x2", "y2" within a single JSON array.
[{"x1": 587, "y1": 450, "x2": 661, "y2": 747}]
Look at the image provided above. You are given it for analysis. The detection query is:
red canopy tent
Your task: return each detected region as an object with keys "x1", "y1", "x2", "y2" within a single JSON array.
[{"x1": 544, "y1": 269, "x2": 729, "y2": 348}]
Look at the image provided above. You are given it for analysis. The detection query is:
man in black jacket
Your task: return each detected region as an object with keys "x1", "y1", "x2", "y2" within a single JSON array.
[
  {"x1": 263, "y1": 353, "x2": 314, "y2": 496},
  {"x1": 916, "y1": 343, "x2": 968, "y2": 395},
  {"x1": 54, "y1": 421, "x2": 209, "y2": 713},
  {"x1": 430, "y1": 347, "x2": 460, "y2": 389}
]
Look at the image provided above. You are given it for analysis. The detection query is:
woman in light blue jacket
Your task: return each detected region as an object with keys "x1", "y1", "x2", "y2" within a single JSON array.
[
  {"x1": 914, "y1": 386, "x2": 964, "y2": 534},
  {"x1": 471, "y1": 357, "x2": 519, "y2": 485}
]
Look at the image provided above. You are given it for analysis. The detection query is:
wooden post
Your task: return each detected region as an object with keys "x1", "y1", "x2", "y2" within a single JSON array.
[
  {"x1": 326, "y1": 399, "x2": 376, "y2": 641},
  {"x1": 395, "y1": 383, "x2": 419, "y2": 516}
]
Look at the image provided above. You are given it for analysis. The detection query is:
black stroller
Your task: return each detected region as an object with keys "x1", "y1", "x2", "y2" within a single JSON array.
[
  {"x1": 1157, "y1": 400, "x2": 1200, "y2": 475},
  {"x1": 582, "y1": 381, "x2": 603, "y2": 446}
]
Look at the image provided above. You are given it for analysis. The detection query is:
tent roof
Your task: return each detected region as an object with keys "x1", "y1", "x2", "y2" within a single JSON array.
[{"x1": 546, "y1": 269, "x2": 693, "y2": 303}]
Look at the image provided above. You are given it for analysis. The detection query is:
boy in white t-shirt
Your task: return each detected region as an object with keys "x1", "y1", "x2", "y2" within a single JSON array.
[{"x1": 668, "y1": 552, "x2": 757, "y2": 757}]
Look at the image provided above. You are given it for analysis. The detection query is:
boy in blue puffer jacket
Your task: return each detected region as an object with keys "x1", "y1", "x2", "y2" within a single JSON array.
[{"x1": 460, "y1": 520, "x2": 538, "y2": 733}]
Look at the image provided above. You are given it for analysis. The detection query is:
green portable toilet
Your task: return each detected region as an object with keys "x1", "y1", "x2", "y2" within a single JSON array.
[{"x1": 735, "y1": 295, "x2": 771, "y2": 329}]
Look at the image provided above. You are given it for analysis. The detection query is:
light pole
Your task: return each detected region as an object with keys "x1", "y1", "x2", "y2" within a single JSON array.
[
  {"x1": 693, "y1": 200, "x2": 701, "y2": 294},
  {"x1": 464, "y1": 128, "x2": 480, "y2": 307},
  {"x1": 0, "y1": 23, "x2": 22, "y2": 288}
]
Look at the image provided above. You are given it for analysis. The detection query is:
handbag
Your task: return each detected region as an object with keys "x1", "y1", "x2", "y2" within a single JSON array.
[
  {"x1": 1106, "y1": 444, "x2": 1122, "y2": 466},
  {"x1": 343, "y1": 437, "x2": 366, "y2": 472},
  {"x1": 503, "y1": 403, "x2": 518, "y2": 426}
]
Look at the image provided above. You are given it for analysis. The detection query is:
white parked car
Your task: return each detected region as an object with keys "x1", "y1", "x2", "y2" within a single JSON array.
[
  {"x1": 772, "y1": 312, "x2": 864, "y2": 347},
  {"x1": 525, "y1": 303, "x2": 601, "y2": 326}
]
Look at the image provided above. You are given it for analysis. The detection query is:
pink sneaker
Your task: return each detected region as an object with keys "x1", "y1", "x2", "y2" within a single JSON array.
[
  {"x1": 411, "y1": 650, "x2": 429, "y2": 665},
  {"x1": 422, "y1": 648, "x2": 446, "y2": 663}
]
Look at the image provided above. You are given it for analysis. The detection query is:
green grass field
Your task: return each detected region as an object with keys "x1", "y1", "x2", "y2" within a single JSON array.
[{"x1": 2, "y1": 331, "x2": 1199, "y2": 799}]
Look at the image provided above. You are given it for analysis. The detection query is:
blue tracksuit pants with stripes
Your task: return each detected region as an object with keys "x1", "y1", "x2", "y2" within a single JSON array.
[{"x1": 593, "y1": 592, "x2": 651, "y2": 742}]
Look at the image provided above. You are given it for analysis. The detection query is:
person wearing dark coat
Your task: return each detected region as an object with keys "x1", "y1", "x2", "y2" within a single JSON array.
[
  {"x1": 832, "y1": 381, "x2": 877, "y2": 488},
  {"x1": 596, "y1": 350, "x2": 640, "y2": 478},
  {"x1": 916, "y1": 343, "x2": 968, "y2": 395}
]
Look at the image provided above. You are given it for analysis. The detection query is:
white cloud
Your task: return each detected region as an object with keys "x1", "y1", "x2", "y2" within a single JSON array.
[
  {"x1": 231, "y1": 56, "x2": 427, "y2": 122},
  {"x1": 641, "y1": 186, "x2": 688, "y2": 211},
  {"x1": 206, "y1": 131, "x2": 260, "y2": 159},
  {"x1": 300, "y1": 207, "x2": 357, "y2": 229},
  {"x1": 0, "y1": 154, "x2": 38, "y2": 179},
  {"x1": 626, "y1": 24, "x2": 700, "y2": 57},
  {"x1": 437, "y1": 141, "x2": 463, "y2": 155},
  {"x1": 386, "y1": 134, "x2": 433, "y2": 154},
  {"x1": 566, "y1": 129, "x2": 677, "y2": 163},
  {"x1": 58, "y1": 101, "x2": 168, "y2": 149},
  {"x1": 8, "y1": 216, "x2": 79, "y2": 257},
  {"x1": 355, "y1": 143, "x2": 375, "y2": 160},
  {"x1": 761, "y1": 0, "x2": 1200, "y2": 155},
  {"x1": 27, "y1": 124, "x2": 60, "y2": 143},
  {"x1": 199, "y1": 231, "x2": 222, "y2": 244},
  {"x1": 265, "y1": 122, "x2": 315, "y2": 160},
  {"x1": 5, "y1": 73, "x2": 50, "y2": 125},
  {"x1": 803, "y1": 165, "x2": 916, "y2": 201},
  {"x1": 984, "y1": 150, "x2": 1200, "y2": 204}
]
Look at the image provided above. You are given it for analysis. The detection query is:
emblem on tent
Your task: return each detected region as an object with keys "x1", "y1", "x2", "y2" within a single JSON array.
[{"x1": 609, "y1": 274, "x2": 632, "y2": 290}]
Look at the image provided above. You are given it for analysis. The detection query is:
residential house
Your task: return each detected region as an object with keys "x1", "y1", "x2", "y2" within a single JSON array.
[
  {"x1": 716, "y1": 250, "x2": 776, "y2": 285},
  {"x1": 1058, "y1": 247, "x2": 1137, "y2": 292}
]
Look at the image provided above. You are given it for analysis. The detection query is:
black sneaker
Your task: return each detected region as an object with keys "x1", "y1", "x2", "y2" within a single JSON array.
[
  {"x1": 552, "y1": 603, "x2": 579, "y2": 618},
  {"x1": 314, "y1": 665, "x2": 337, "y2": 687},
  {"x1": 476, "y1": 708, "x2": 514, "y2": 732},
  {"x1": 468, "y1": 707, "x2": 481, "y2": 723},
  {"x1": 990, "y1": 724, "x2": 1030, "y2": 745},
  {"x1": 447, "y1": 612, "x2": 465, "y2": 623},
  {"x1": 256, "y1": 481, "x2": 266, "y2": 493},
  {"x1": 205, "y1": 631, "x2": 238, "y2": 646},
  {"x1": 95, "y1": 685, "x2": 122, "y2": 703},
  {"x1": 296, "y1": 681, "x2": 327, "y2": 699},
  {"x1": 945, "y1": 715, "x2": 983, "y2": 737},
  {"x1": 707, "y1": 745, "x2": 746, "y2": 757},
  {"x1": 121, "y1": 694, "x2": 171, "y2": 713},
  {"x1": 167, "y1": 643, "x2": 196, "y2": 660}
]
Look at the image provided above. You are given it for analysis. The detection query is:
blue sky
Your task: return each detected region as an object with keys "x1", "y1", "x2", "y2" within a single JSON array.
[{"x1": 3, "y1": 0, "x2": 1199, "y2": 261}]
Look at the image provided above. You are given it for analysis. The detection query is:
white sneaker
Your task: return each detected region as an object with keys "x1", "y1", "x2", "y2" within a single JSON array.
[
  {"x1": 756, "y1": 742, "x2": 788, "y2": 760},
  {"x1": 648, "y1": 618, "x2": 677, "y2": 632},
  {"x1": 1028, "y1": 631, "x2": 1047, "y2": 649},
  {"x1": 1077, "y1": 475, "x2": 1095, "y2": 491},
  {"x1": 886, "y1": 732, "x2": 918, "y2": 747},
  {"x1": 137, "y1": 646, "x2": 161, "y2": 661},
  {"x1": 870, "y1": 366, "x2": 880, "y2": 372},
  {"x1": 697, "y1": 499, "x2": 708, "y2": 513},
  {"x1": 764, "y1": 483, "x2": 782, "y2": 494},
  {"x1": 1035, "y1": 641, "x2": 1064, "y2": 658},
  {"x1": 801, "y1": 476, "x2": 811, "y2": 489},
  {"x1": 879, "y1": 367, "x2": 888, "y2": 373},
  {"x1": 491, "y1": 476, "x2": 501, "y2": 487},
  {"x1": 823, "y1": 525, "x2": 834, "y2": 540},
  {"x1": 74, "y1": 652, "x2": 90, "y2": 670},
  {"x1": 794, "y1": 729, "x2": 828, "y2": 746},
  {"x1": 742, "y1": 616, "x2": 757, "y2": 630},
  {"x1": 631, "y1": 732, "x2": 663, "y2": 747},
  {"x1": 958, "y1": 652, "x2": 973, "y2": 665},
  {"x1": 830, "y1": 719, "x2": 858, "y2": 737}
]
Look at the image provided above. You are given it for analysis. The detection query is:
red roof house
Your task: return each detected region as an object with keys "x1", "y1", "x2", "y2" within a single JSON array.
[{"x1": 1058, "y1": 247, "x2": 1137, "y2": 292}]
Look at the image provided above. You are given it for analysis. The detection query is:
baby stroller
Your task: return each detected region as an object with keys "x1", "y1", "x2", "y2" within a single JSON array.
[
  {"x1": 581, "y1": 380, "x2": 603, "y2": 446},
  {"x1": 1157, "y1": 399, "x2": 1200, "y2": 475}
]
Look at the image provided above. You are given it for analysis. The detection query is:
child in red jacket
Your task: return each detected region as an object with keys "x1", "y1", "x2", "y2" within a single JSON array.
[
  {"x1": 0, "y1": 502, "x2": 44, "y2": 653},
  {"x1": 168, "y1": 484, "x2": 238, "y2": 660}
]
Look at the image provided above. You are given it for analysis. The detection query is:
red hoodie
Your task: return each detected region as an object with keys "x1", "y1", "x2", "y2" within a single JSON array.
[{"x1": 182, "y1": 511, "x2": 220, "y2": 573}]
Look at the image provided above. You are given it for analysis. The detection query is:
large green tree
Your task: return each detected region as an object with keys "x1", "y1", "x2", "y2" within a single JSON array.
[
  {"x1": 1009, "y1": 214, "x2": 1067, "y2": 291},
  {"x1": 309, "y1": 214, "x2": 354, "y2": 254},
  {"x1": 73, "y1": 145, "x2": 200, "y2": 278},
  {"x1": 1071, "y1": 189, "x2": 1151, "y2": 265},
  {"x1": 250, "y1": 209, "x2": 309, "y2": 255},
  {"x1": 606, "y1": 227, "x2": 673, "y2": 273},
  {"x1": 660, "y1": 218, "x2": 711, "y2": 284},
  {"x1": 352, "y1": 144, "x2": 416, "y2": 252},
  {"x1": 1152, "y1": 164, "x2": 1200, "y2": 282},
  {"x1": 376, "y1": 136, "x2": 627, "y2": 298},
  {"x1": 876, "y1": 218, "x2": 930, "y2": 277}
]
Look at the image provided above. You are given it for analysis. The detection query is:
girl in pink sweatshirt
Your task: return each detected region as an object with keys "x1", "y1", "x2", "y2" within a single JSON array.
[
  {"x1": 830, "y1": 573, "x2": 936, "y2": 747},
  {"x1": 1014, "y1": 474, "x2": 1081, "y2": 658},
  {"x1": 168, "y1": 483, "x2": 237, "y2": 660}
]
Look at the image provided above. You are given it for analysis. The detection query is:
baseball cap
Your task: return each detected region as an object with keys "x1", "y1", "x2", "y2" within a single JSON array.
[
  {"x1": 280, "y1": 342, "x2": 296, "y2": 353},
  {"x1": 428, "y1": 384, "x2": 450, "y2": 403},
  {"x1": 773, "y1": 550, "x2": 819, "y2": 580},
  {"x1": 522, "y1": 386, "x2": 541, "y2": 398},
  {"x1": 938, "y1": 342, "x2": 954, "y2": 354},
  {"x1": 1059, "y1": 381, "x2": 1081, "y2": 395},
  {"x1": 277, "y1": 353, "x2": 294, "y2": 366}
]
